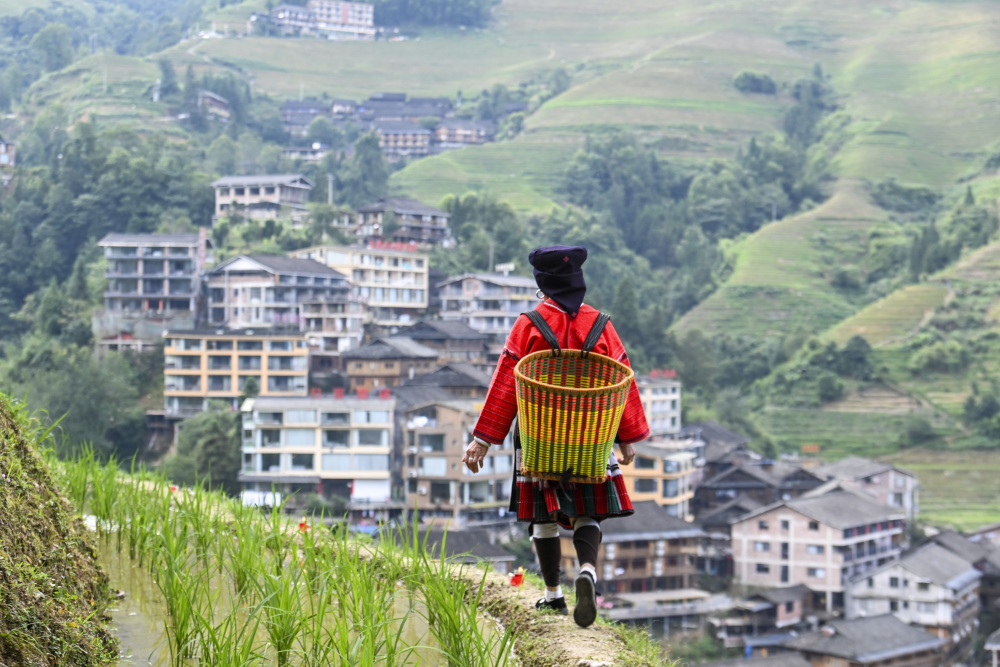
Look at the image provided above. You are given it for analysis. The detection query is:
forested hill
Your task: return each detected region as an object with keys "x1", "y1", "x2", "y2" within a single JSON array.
[{"x1": 1, "y1": 0, "x2": 1000, "y2": 495}]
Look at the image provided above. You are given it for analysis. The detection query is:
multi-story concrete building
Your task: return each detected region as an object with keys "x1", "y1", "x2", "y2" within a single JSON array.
[
  {"x1": 780, "y1": 614, "x2": 945, "y2": 667},
  {"x1": 637, "y1": 370, "x2": 682, "y2": 437},
  {"x1": 433, "y1": 119, "x2": 495, "y2": 147},
  {"x1": 437, "y1": 273, "x2": 537, "y2": 339},
  {"x1": 211, "y1": 174, "x2": 313, "y2": 224},
  {"x1": 987, "y1": 628, "x2": 1000, "y2": 667},
  {"x1": 291, "y1": 241, "x2": 430, "y2": 327},
  {"x1": 628, "y1": 439, "x2": 698, "y2": 520},
  {"x1": 308, "y1": 0, "x2": 375, "y2": 39},
  {"x1": 731, "y1": 489, "x2": 907, "y2": 611},
  {"x1": 163, "y1": 329, "x2": 309, "y2": 416},
  {"x1": 96, "y1": 231, "x2": 212, "y2": 351},
  {"x1": 205, "y1": 255, "x2": 362, "y2": 350},
  {"x1": 355, "y1": 198, "x2": 451, "y2": 247},
  {"x1": 559, "y1": 501, "x2": 705, "y2": 595},
  {"x1": 928, "y1": 529, "x2": 1000, "y2": 610},
  {"x1": 340, "y1": 337, "x2": 439, "y2": 391},
  {"x1": 813, "y1": 456, "x2": 919, "y2": 521},
  {"x1": 373, "y1": 121, "x2": 431, "y2": 157},
  {"x1": 400, "y1": 399, "x2": 513, "y2": 528},
  {"x1": 845, "y1": 543, "x2": 980, "y2": 660},
  {"x1": 240, "y1": 394, "x2": 399, "y2": 519}
]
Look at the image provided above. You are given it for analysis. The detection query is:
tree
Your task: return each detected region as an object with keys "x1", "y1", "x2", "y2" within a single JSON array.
[
  {"x1": 158, "y1": 58, "x2": 179, "y2": 96},
  {"x1": 611, "y1": 277, "x2": 640, "y2": 346},
  {"x1": 207, "y1": 135, "x2": 239, "y2": 175},
  {"x1": 817, "y1": 374, "x2": 844, "y2": 403},
  {"x1": 305, "y1": 116, "x2": 339, "y2": 148},
  {"x1": 166, "y1": 408, "x2": 241, "y2": 495},
  {"x1": 32, "y1": 23, "x2": 75, "y2": 72}
]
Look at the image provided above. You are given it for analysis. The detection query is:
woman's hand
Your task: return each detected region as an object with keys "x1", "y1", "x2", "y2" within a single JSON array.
[
  {"x1": 617, "y1": 441, "x2": 635, "y2": 466},
  {"x1": 462, "y1": 439, "x2": 490, "y2": 473}
]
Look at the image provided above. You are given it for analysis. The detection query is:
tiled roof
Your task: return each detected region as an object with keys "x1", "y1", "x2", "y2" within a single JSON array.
[
  {"x1": 596, "y1": 501, "x2": 705, "y2": 542},
  {"x1": 397, "y1": 320, "x2": 489, "y2": 340},
  {"x1": 341, "y1": 337, "x2": 439, "y2": 360},
  {"x1": 782, "y1": 614, "x2": 944, "y2": 662},
  {"x1": 210, "y1": 174, "x2": 313, "y2": 188},
  {"x1": 680, "y1": 421, "x2": 749, "y2": 450},
  {"x1": 897, "y1": 543, "x2": 981, "y2": 588},
  {"x1": 813, "y1": 456, "x2": 902, "y2": 480},
  {"x1": 99, "y1": 233, "x2": 201, "y2": 246},
  {"x1": 751, "y1": 584, "x2": 810, "y2": 605},
  {"x1": 419, "y1": 529, "x2": 516, "y2": 562},
  {"x1": 209, "y1": 254, "x2": 344, "y2": 277},
  {"x1": 356, "y1": 197, "x2": 447, "y2": 217},
  {"x1": 402, "y1": 363, "x2": 492, "y2": 389},
  {"x1": 739, "y1": 490, "x2": 903, "y2": 530},
  {"x1": 436, "y1": 273, "x2": 536, "y2": 289},
  {"x1": 929, "y1": 529, "x2": 991, "y2": 565},
  {"x1": 702, "y1": 652, "x2": 811, "y2": 667}
]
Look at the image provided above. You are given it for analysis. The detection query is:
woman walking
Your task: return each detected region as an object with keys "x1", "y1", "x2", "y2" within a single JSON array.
[{"x1": 462, "y1": 245, "x2": 650, "y2": 628}]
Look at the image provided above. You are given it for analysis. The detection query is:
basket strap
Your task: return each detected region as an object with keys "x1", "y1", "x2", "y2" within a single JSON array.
[
  {"x1": 523, "y1": 310, "x2": 561, "y2": 352},
  {"x1": 582, "y1": 312, "x2": 611, "y2": 354}
]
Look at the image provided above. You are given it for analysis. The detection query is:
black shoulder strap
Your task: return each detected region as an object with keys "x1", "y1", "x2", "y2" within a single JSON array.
[
  {"x1": 582, "y1": 312, "x2": 611, "y2": 354},
  {"x1": 523, "y1": 309, "x2": 561, "y2": 351}
]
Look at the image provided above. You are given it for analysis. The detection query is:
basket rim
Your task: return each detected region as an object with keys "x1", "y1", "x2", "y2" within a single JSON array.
[{"x1": 513, "y1": 349, "x2": 634, "y2": 397}]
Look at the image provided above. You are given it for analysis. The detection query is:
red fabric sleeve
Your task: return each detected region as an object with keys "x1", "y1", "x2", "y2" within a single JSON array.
[{"x1": 599, "y1": 320, "x2": 650, "y2": 445}]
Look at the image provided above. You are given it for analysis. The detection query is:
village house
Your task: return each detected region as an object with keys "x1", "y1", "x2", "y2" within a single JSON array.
[
  {"x1": 400, "y1": 363, "x2": 491, "y2": 399},
  {"x1": 340, "y1": 337, "x2": 439, "y2": 391},
  {"x1": 436, "y1": 273, "x2": 538, "y2": 339},
  {"x1": 163, "y1": 329, "x2": 309, "y2": 417},
  {"x1": 400, "y1": 399, "x2": 513, "y2": 528},
  {"x1": 269, "y1": 4, "x2": 314, "y2": 34},
  {"x1": 355, "y1": 197, "x2": 451, "y2": 247},
  {"x1": 559, "y1": 500, "x2": 705, "y2": 595},
  {"x1": 637, "y1": 370, "x2": 682, "y2": 437},
  {"x1": 204, "y1": 255, "x2": 364, "y2": 350},
  {"x1": 433, "y1": 118, "x2": 496, "y2": 147},
  {"x1": 292, "y1": 241, "x2": 430, "y2": 328},
  {"x1": 240, "y1": 393, "x2": 399, "y2": 520},
  {"x1": 986, "y1": 628, "x2": 1000, "y2": 667},
  {"x1": 698, "y1": 496, "x2": 763, "y2": 578},
  {"x1": 212, "y1": 174, "x2": 313, "y2": 225},
  {"x1": 282, "y1": 143, "x2": 329, "y2": 164},
  {"x1": 703, "y1": 655, "x2": 811, "y2": 667},
  {"x1": 96, "y1": 231, "x2": 212, "y2": 351},
  {"x1": 813, "y1": 456, "x2": 919, "y2": 521},
  {"x1": 373, "y1": 121, "x2": 431, "y2": 157},
  {"x1": 694, "y1": 461, "x2": 826, "y2": 516},
  {"x1": 780, "y1": 614, "x2": 945, "y2": 667},
  {"x1": 926, "y1": 529, "x2": 1000, "y2": 610},
  {"x1": 731, "y1": 489, "x2": 907, "y2": 611},
  {"x1": 845, "y1": 542, "x2": 980, "y2": 661},
  {"x1": 413, "y1": 530, "x2": 516, "y2": 574},
  {"x1": 709, "y1": 584, "x2": 810, "y2": 650},
  {"x1": 197, "y1": 91, "x2": 230, "y2": 120},
  {"x1": 681, "y1": 420, "x2": 753, "y2": 482},
  {"x1": 394, "y1": 320, "x2": 490, "y2": 366},
  {"x1": 0, "y1": 135, "x2": 16, "y2": 170},
  {"x1": 627, "y1": 439, "x2": 698, "y2": 520},
  {"x1": 267, "y1": 0, "x2": 374, "y2": 39}
]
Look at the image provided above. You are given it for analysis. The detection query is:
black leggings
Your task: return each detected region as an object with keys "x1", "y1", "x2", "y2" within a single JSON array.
[{"x1": 532, "y1": 522, "x2": 601, "y2": 588}]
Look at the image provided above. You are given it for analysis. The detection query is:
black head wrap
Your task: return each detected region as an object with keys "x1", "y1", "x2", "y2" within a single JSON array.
[{"x1": 529, "y1": 245, "x2": 588, "y2": 318}]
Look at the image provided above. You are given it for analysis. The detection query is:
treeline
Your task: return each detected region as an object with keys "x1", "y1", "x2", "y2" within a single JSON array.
[
  {"x1": 0, "y1": 0, "x2": 203, "y2": 109},
  {"x1": 369, "y1": 0, "x2": 498, "y2": 27}
]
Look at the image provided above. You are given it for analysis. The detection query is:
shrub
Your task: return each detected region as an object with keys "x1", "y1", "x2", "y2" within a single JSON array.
[
  {"x1": 900, "y1": 417, "x2": 936, "y2": 447},
  {"x1": 907, "y1": 340, "x2": 969, "y2": 374},
  {"x1": 870, "y1": 179, "x2": 939, "y2": 213},
  {"x1": 733, "y1": 71, "x2": 777, "y2": 95}
]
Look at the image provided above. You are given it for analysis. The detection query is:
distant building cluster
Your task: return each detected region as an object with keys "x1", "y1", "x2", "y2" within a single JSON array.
[
  {"x1": 279, "y1": 92, "x2": 498, "y2": 160},
  {"x1": 261, "y1": 1, "x2": 376, "y2": 40}
]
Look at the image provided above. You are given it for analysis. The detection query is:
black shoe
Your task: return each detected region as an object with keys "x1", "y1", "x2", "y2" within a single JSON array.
[
  {"x1": 535, "y1": 596, "x2": 569, "y2": 615},
  {"x1": 574, "y1": 571, "x2": 597, "y2": 628}
]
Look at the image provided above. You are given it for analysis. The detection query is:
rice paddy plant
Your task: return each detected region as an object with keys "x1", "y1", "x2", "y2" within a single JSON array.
[
  {"x1": 155, "y1": 517, "x2": 204, "y2": 663},
  {"x1": 192, "y1": 590, "x2": 267, "y2": 667},
  {"x1": 90, "y1": 452, "x2": 120, "y2": 539},
  {"x1": 257, "y1": 565, "x2": 305, "y2": 667},
  {"x1": 228, "y1": 501, "x2": 267, "y2": 600},
  {"x1": 62, "y1": 444, "x2": 95, "y2": 513}
]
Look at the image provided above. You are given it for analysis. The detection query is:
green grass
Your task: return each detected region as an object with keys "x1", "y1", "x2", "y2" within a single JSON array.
[
  {"x1": 754, "y1": 408, "x2": 925, "y2": 458},
  {"x1": 827, "y1": 284, "x2": 949, "y2": 346}
]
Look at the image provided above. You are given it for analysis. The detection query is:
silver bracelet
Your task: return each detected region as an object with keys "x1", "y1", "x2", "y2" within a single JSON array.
[{"x1": 473, "y1": 436, "x2": 491, "y2": 448}]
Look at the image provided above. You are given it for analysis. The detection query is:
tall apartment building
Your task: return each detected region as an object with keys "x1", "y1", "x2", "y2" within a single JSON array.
[
  {"x1": 205, "y1": 255, "x2": 364, "y2": 350},
  {"x1": 731, "y1": 490, "x2": 906, "y2": 611},
  {"x1": 437, "y1": 273, "x2": 538, "y2": 339},
  {"x1": 96, "y1": 231, "x2": 212, "y2": 351},
  {"x1": 240, "y1": 394, "x2": 399, "y2": 518},
  {"x1": 559, "y1": 501, "x2": 705, "y2": 595},
  {"x1": 627, "y1": 440, "x2": 698, "y2": 521},
  {"x1": 163, "y1": 329, "x2": 309, "y2": 417},
  {"x1": 291, "y1": 241, "x2": 430, "y2": 327},
  {"x1": 308, "y1": 0, "x2": 375, "y2": 39},
  {"x1": 355, "y1": 198, "x2": 451, "y2": 247},
  {"x1": 400, "y1": 399, "x2": 513, "y2": 528},
  {"x1": 211, "y1": 174, "x2": 313, "y2": 224},
  {"x1": 845, "y1": 543, "x2": 980, "y2": 660},
  {"x1": 813, "y1": 456, "x2": 919, "y2": 521},
  {"x1": 637, "y1": 370, "x2": 682, "y2": 437}
]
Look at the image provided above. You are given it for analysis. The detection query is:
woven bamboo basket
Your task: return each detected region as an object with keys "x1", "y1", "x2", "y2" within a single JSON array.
[{"x1": 513, "y1": 350, "x2": 634, "y2": 484}]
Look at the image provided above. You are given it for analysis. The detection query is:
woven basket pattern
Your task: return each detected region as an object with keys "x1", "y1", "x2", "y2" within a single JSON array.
[{"x1": 514, "y1": 350, "x2": 634, "y2": 484}]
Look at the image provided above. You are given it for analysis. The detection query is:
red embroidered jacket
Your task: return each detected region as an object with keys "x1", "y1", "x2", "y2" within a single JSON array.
[{"x1": 472, "y1": 301, "x2": 650, "y2": 445}]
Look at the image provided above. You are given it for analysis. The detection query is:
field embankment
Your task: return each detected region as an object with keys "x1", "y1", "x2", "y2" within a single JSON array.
[{"x1": 0, "y1": 396, "x2": 117, "y2": 666}]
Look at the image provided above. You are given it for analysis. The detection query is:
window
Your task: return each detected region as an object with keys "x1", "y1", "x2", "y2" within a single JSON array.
[
  {"x1": 917, "y1": 602, "x2": 935, "y2": 613},
  {"x1": 785, "y1": 601, "x2": 794, "y2": 613},
  {"x1": 207, "y1": 375, "x2": 231, "y2": 391},
  {"x1": 208, "y1": 355, "x2": 231, "y2": 370},
  {"x1": 323, "y1": 430, "x2": 349, "y2": 448},
  {"x1": 354, "y1": 410, "x2": 390, "y2": 424},
  {"x1": 321, "y1": 453, "x2": 351, "y2": 471},
  {"x1": 285, "y1": 410, "x2": 316, "y2": 424},
  {"x1": 322, "y1": 412, "x2": 349, "y2": 425},
  {"x1": 290, "y1": 453, "x2": 313, "y2": 470},
  {"x1": 207, "y1": 339, "x2": 233, "y2": 350},
  {"x1": 889, "y1": 577, "x2": 900, "y2": 588},
  {"x1": 662, "y1": 479, "x2": 679, "y2": 498},
  {"x1": 421, "y1": 457, "x2": 447, "y2": 476},
  {"x1": 889, "y1": 600, "x2": 898, "y2": 612},
  {"x1": 286, "y1": 429, "x2": 314, "y2": 447},
  {"x1": 260, "y1": 429, "x2": 281, "y2": 447},
  {"x1": 268, "y1": 340, "x2": 292, "y2": 351},
  {"x1": 867, "y1": 577, "x2": 874, "y2": 588},
  {"x1": 758, "y1": 520, "x2": 769, "y2": 530},
  {"x1": 807, "y1": 568, "x2": 825, "y2": 578},
  {"x1": 635, "y1": 479, "x2": 657, "y2": 493},
  {"x1": 781, "y1": 565, "x2": 789, "y2": 583},
  {"x1": 238, "y1": 340, "x2": 263, "y2": 350},
  {"x1": 781, "y1": 520, "x2": 789, "y2": 530},
  {"x1": 808, "y1": 521, "x2": 819, "y2": 531},
  {"x1": 495, "y1": 455, "x2": 512, "y2": 474},
  {"x1": 917, "y1": 582, "x2": 930, "y2": 592},
  {"x1": 756, "y1": 564, "x2": 770, "y2": 574},
  {"x1": 239, "y1": 356, "x2": 262, "y2": 371},
  {"x1": 357, "y1": 429, "x2": 388, "y2": 446},
  {"x1": 635, "y1": 457, "x2": 656, "y2": 470},
  {"x1": 806, "y1": 545, "x2": 825, "y2": 555},
  {"x1": 754, "y1": 541, "x2": 771, "y2": 552},
  {"x1": 418, "y1": 434, "x2": 445, "y2": 452},
  {"x1": 354, "y1": 454, "x2": 389, "y2": 471}
]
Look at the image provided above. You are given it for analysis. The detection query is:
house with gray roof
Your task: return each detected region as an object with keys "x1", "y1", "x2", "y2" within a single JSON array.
[
  {"x1": 395, "y1": 320, "x2": 490, "y2": 365},
  {"x1": 702, "y1": 654, "x2": 811, "y2": 667},
  {"x1": 437, "y1": 272, "x2": 538, "y2": 339},
  {"x1": 846, "y1": 543, "x2": 980, "y2": 660},
  {"x1": 355, "y1": 196, "x2": 451, "y2": 247},
  {"x1": 781, "y1": 614, "x2": 944, "y2": 667},
  {"x1": 813, "y1": 456, "x2": 918, "y2": 520},
  {"x1": 694, "y1": 461, "x2": 825, "y2": 516},
  {"x1": 211, "y1": 174, "x2": 314, "y2": 224},
  {"x1": 341, "y1": 337, "x2": 439, "y2": 392},
  {"x1": 985, "y1": 627, "x2": 1000, "y2": 667},
  {"x1": 928, "y1": 529, "x2": 1000, "y2": 611},
  {"x1": 731, "y1": 490, "x2": 906, "y2": 612},
  {"x1": 401, "y1": 363, "x2": 491, "y2": 398},
  {"x1": 709, "y1": 584, "x2": 810, "y2": 650}
]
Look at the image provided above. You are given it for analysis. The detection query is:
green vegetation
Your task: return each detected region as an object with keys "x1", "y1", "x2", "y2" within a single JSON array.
[
  {"x1": 0, "y1": 395, "x2": 117, "y2": 665},
  {"x1": 368, "y1": 0, "x2": 498, "y2": 28}
]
